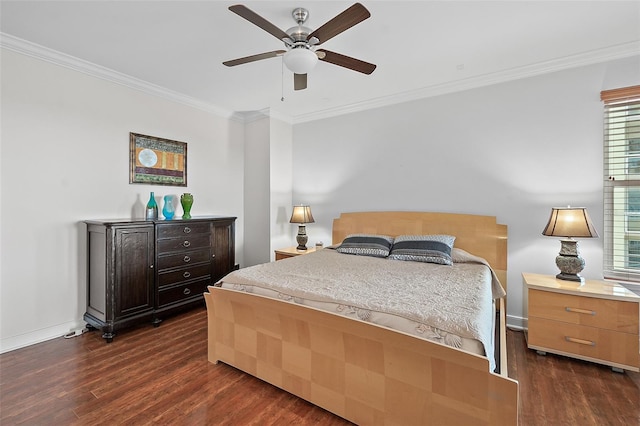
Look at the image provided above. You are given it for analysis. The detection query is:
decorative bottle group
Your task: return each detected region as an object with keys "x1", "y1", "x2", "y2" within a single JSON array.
[{"x1": 145, "y1": 192, "x2": 193, "y2": 220}]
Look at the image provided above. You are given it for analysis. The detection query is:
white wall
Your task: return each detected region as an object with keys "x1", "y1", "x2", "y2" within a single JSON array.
[
  {"x1": 243, "y1": 116, "x2": 271, "y2": 266},
  {"x1": 269, "y1": 116, "x2": 294, "y2": 256},
  {"x1": 291, "y1": 56, "x2": 640, "y2": 328},
  {"x1": 243, "y1": 113, "x2": 295, "y2": 265},
  {"x1": 0, "y1": 49, "x2": 245, "y2": 352}
]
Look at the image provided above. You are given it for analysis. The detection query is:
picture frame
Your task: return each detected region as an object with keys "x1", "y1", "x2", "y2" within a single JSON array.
[{"x1": 129, "y1": 132, "x2": 187, "y2": 186}]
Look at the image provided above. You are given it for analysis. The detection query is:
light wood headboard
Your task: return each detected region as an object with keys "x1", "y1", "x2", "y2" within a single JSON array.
[{"x1": 332, "y1": 211, "x2": 508, "y2": 290}]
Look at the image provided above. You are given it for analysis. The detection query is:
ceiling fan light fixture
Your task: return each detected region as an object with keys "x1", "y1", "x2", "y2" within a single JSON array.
[{"x1": 283, "y1": 48, "x2": 318, "y2": 74}]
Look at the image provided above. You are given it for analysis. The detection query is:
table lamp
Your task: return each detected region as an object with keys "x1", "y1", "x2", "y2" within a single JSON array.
[
  {"x1": 542, "y1": 206, "x2": 599, "y2": 283},
  {"x1": 290, "y1": 205, "x2": 315, "y2": 250}
]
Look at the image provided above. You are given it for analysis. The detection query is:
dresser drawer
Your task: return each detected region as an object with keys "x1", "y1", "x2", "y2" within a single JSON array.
[
  {"x1": 157, "y1": 279, "x2": 209, "y2": 307},
  {"x1": 157, "y1": 263, "x2": 212, "y2": 287},
  {"x1": 529, "y1": 289, "x2": 639, "y2": 334},
  {"x1": 157, "y1": 234, "x2": 211, "y2": 254},
  {"x1": 157, "y1": 222, "x2": 211, "y2": 238},
  {"x1": 157, "y1": 249, "x2": 212, "y2": 270},
  {"x1": 528, "y1": 317, "x2": 639, "y2": 368}
]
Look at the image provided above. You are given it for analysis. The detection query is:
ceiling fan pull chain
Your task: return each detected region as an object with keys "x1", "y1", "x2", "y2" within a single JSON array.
[{"x1": 281, "y1": 57, "x2": 285, "y2": 102}]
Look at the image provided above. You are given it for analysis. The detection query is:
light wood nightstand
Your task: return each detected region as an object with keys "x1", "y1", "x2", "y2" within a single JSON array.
[
  {"x1": 523, "y1": 272, "x2": 640, "y2": 372},
  {"x1": 274, "y1": 246, "x2": 318, "y2": 261}
]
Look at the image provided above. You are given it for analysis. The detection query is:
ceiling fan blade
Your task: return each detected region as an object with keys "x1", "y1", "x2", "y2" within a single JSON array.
[
  {"x1": 229, "y1": 4, "x2": 291, "y2": 41},
  {"x1": 308, "y1": 3, "x2": 370, "y2": 45},
  {"x1": 223, "y1": 50, "x2": 285, "y2": 67},
  {"x1": 317, "y1": 49, "x2": 376, "y2": 74},
  {"x1": 294, "y1": 73, "x2": 307, "y2": 91}
]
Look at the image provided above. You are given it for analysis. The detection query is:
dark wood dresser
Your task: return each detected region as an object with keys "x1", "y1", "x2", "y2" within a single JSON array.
[{"x1": 84, "y1": 216, "x2": 236, "y2": 342}]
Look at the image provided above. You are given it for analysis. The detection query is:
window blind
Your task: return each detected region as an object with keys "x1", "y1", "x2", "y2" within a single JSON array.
[{"x1": 602, "y1": 85, "x2": 640, "y2": 282}]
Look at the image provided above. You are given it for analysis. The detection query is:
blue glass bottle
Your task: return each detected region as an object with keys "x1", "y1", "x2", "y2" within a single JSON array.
[
  {"x1": 145, "y1": 192, "x2": 158, "y2": 220},
  {"x1": 162, "y1": 195, "x2": 175, "y2": 220}
]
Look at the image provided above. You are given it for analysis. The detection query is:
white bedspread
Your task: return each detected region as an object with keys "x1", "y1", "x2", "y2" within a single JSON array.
[{"x1": 217, "y1": 248, "x2": 505, "y2": 371}]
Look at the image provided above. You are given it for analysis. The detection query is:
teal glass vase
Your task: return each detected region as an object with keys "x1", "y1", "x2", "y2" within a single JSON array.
[
  {"x1": 145, "y1": 192, "x2": 158, "y2": 220},
  {"x1": 180, "y1": 193, "x2": 193, "y2": 219},
  {"x1": 162, "y1": 195, "x2": 175, "y2": 220}
]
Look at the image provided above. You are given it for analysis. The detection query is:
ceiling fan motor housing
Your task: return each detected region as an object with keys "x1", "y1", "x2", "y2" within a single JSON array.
[
  {"x1": 286, "y1": 25, "x2": 312, "y2": 43},
  {"x1": 286, "y1": 7, "x2": 315, "y2": 45}
]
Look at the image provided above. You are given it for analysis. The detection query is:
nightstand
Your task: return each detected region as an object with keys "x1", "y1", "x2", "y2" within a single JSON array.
[
  {"x1": 274, "y1": 246, "x2": 318, "y2": 261},
  {"x1": 523, "y1": 272, "x2": 640, "y2": 372}
]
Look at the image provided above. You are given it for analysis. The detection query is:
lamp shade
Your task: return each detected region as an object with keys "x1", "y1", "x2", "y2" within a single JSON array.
[
  {"x1": 290, "y1": 205, "x2": 315, "y2": 224},
  {"x1": 542, "y1": 207, "x2": 599, "y2": 238},
  {"x1": 283, "y1": 48, "x2": 318, "y2": 74}
]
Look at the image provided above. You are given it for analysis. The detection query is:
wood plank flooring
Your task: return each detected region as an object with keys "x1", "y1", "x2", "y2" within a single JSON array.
[{"x1": 1, "y1": 307, "x2": 638, "y2": 425}]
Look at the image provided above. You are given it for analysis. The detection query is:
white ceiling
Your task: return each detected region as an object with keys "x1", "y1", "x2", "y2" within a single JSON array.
[{"x1": 1, "y1": 1, "x2": 639, "y2": 122}]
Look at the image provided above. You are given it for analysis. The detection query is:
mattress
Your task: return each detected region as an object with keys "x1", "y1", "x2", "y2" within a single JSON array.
[{"x1": 217, "y1": 247, "x2": 505, "y2": 371}]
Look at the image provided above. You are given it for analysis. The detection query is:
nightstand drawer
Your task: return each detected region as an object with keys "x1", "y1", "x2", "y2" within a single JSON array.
[
  {"x1": 275, "y1": 252, "x2": 294, "y2": 261},
  {"x1": 529, "y1": 289, "x2": 639, "y2": 334},
  {"x1": 528, "y1": 317, "x2": 639, "y2": 368}
]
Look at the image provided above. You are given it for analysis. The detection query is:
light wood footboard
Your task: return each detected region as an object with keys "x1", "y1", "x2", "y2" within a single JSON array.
[{"x1": 205, "y1": 287, "x2": 518, "y2": 425}]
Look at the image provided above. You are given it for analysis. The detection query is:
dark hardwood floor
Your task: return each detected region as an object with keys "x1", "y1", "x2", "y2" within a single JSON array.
[{"x1": 1, "y1": 307, "x2": 638, "y2": 425}]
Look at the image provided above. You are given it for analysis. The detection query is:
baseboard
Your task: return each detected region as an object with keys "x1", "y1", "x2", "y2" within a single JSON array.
[
  {"x1": 0, "y1": 319, "x2": 84, "y2": 354},
  {"x1": 0, "y1": 312, "x2": 535, "y2": 354},
  {"x1": 507, "y1": 314, "x2": 526, "y2": 331},
  {"x1": 0, "y1": 310, "x2": 544, "y2": 354}
]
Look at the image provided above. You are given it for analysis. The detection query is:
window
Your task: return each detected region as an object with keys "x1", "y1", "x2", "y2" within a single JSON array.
[{"x1": 602, "y1": 85, "x2": 640, "y2": 282}]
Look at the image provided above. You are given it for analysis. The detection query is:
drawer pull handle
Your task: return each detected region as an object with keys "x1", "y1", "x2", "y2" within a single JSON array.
[
  {"x1": 183, "y1": 255, "x2": 191, "y2": 263},
  {"x1": 565, "y1": 336, "x2": 595, "y2": 346},
  {"x1": 183, "y1": 271, "x2": 191, "y2": 278},
  {"x1": 565, "y1": 307, "x2": 596, "y2": 316},
  {"x1": 183, "y1": 240, "x2": 191, "y2": 248},
  {"x1": 183, "y1": 227, "x2": 191, "y2": 234},
  {"x1": 183, "y1": 288, "x2": 191, "y2": 295}
]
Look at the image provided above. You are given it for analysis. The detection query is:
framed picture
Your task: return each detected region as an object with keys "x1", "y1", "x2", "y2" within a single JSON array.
[{"x1": 129, "y1": 132, "x2": 187, "y2": 186}]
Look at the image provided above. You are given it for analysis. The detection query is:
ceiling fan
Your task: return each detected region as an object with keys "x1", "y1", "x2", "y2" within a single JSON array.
[{"x1": 223, "y1": 3, "x2": 376, "y2": 91}]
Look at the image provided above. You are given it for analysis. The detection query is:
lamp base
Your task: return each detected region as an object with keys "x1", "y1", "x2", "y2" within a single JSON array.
[
  {"x1": 555, "y1": 239, "x2": 586, "y2": 284},
  {"x1": 555, "y1": 272, "x2": 585, "y2": 283},
  {"x1": 296, "y1": 225, "x2": 308, "y2": 250}
]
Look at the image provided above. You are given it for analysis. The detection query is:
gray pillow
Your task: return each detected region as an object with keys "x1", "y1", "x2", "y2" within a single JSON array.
[
  {"x1": 389, "y1": 235, "x2": 455, "y2": 265},
  {"x1": 336, "y1": 234, "x2": 394, "y2": 258}
]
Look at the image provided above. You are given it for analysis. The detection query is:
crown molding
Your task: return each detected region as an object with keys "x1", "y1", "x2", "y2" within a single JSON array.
[
  {"x1": 2, "y1": 32, "x2": 638, "y2": 126},
  {"x1": 232, "y1": 108, "x2": 293, "y2": 124},
  {"x1": 0, "y1": 32, "x2": 240, "y2": 121},
  {"x1": 291, "y1": 41, "x2": 640, "y2": 124}
]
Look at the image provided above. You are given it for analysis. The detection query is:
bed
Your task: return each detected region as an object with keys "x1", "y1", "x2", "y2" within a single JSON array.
[{"x1": 204, "y1": 211, "x2": 519, "y2": 425}]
